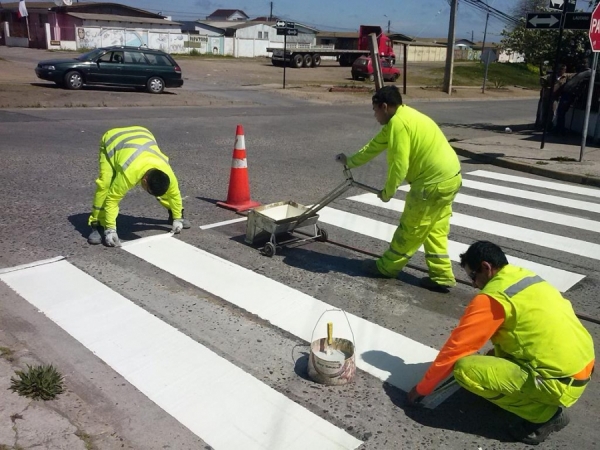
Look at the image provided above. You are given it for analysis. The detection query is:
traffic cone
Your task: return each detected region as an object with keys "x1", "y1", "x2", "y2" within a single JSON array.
[{"x1": 217, "y1": 124, "x2": 261, "y2": 212}]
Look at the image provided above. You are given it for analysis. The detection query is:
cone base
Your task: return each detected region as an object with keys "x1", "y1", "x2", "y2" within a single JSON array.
[{"x1": 217, "y1": 199, "x2": 261, "y2": 212}]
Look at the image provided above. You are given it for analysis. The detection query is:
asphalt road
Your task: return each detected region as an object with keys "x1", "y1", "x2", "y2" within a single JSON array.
[{"x1": 1, "y1": 98, "x2": 598, "y2": 450}]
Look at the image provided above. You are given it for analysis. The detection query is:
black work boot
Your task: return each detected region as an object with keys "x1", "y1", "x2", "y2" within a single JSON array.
[
  {"x1": 508, "y1": 408, "x2": 570, "y2": 445},
  {"x1": 87, "y1": 222, "x2": 103, "y2": 245},
  {"x1": 420, "y1": 277, "x2": 451, "y2": 293},
  {"x1": 168, "y1": 209, "x2": 191, "y2": 229}
]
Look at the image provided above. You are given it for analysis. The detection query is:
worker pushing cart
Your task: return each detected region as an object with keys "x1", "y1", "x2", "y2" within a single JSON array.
[{"x1": 336, "y1": 85, "x2": 462, "y2": 293}]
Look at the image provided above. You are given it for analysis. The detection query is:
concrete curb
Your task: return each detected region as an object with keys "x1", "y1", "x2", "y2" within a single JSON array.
[{"x1": 453, "y1": 146, "x2": 600, "y2": 188}]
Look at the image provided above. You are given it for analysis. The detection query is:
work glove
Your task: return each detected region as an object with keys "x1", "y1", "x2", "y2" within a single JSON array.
[
  {"x1": 171, "y1": 219, "x2": 184, "y2": 234},
  {"x1": 378, "y1": 190, "x2": 391, "y2": 203},
  {"x1": 104, "y1": 229, "x2": 121, "y2": 247},
  {"x1": 335, "y1": 153, "x2": 347, "y2": 165}
]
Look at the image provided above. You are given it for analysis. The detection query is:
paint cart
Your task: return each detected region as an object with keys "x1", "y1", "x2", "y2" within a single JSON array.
[{"x1": 245, "y1": 167, "x2": 379, "y2": 257}]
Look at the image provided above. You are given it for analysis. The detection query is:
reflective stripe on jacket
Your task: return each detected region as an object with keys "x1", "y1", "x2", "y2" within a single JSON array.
[{"x1": 481, "y1": 265, "x2": 594, "y2": 380}]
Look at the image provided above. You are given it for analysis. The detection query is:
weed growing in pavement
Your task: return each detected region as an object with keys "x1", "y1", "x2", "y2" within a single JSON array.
[
  {"x1": 75, "y1": 430, "x2": 96, "y2": 450},
  {"x1": 493, "y1": 79, "x2": 506, "y2": 89},
  {"x1": 10, "y1": 364, "x2": 65, "y2": 401},
  {"x1": 0, "y1": 346, "x2": 15, "y2": 362},
  {"x1": 536, "y1": 161, "x2": 549, "y2": 165},
  {"x1": 550, "y1": 156, "x2": 577, "y2": 162}
]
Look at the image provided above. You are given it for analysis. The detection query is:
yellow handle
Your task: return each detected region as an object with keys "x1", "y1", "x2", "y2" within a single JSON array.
[{"x1": 327, "y1": 322, "x2": 333, "y2": 345}]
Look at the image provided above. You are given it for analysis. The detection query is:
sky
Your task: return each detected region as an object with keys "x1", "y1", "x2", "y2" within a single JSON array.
[{"x1": 76, "y1": 0, "x2": 594, "y2": 43}]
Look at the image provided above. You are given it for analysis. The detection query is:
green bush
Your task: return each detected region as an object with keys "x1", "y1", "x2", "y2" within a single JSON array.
[{"x1": 9, "y1": 364, "x2": 65, "y2": 401}]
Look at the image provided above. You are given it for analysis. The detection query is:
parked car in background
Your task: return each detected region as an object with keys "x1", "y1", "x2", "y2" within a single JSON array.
[
  {"x1": 351, "y1": 56, "x2": 400, "y2": 82},
  {"x1": 35, "y1": 46, "x2": 183, "y2": 94}
]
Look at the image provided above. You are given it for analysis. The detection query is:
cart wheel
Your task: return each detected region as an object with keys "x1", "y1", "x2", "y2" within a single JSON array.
[
  {"x1": 317, "y1": 227, "x2": 328, "y2": 242},
  {"x1": 263, "y1": 242, "x2": 276, "y2": 257}
]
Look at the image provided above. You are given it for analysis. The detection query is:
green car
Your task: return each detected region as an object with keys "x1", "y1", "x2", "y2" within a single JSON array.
[{"x1": 35, "y1": 46, "x2": 184, "y2": 94}]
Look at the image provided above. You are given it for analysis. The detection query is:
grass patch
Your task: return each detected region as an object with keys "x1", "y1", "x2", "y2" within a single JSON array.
[
  {"x1": 550, "y1": 156, "x2": 577, "y2": 162},
  {"x1": 75, "y1": 430, "x2": 95, "y2": 450},
  {"x1": 0, "y1": 346, "x2": 15, "y2": 362},
  {"x1": 430, "y1": 62, "x2": 540, "y2": 89},
  {"x1": 536, "y1": 161, "x2": 549, "y2": 165},
  {"x1": 10, "y1": 364, "x2": 65, "y2": 401},
  {"x1": 173, "y1": 53, "x2": 234, "y2": 59}
]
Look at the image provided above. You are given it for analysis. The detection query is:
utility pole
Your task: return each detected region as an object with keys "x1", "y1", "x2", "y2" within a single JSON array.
[
  {"x1": 443, "y1": 0, "x2": 458, "y2": 95},
  {"x1": 471, "y1": 30, "x2": 474, "y2": 41},
  {"x1": 387, "y1": 20, "x2": 391, "y2": 34},
  {"x1": 269, "y1": 1, "x2": 273, "y2": 21}
]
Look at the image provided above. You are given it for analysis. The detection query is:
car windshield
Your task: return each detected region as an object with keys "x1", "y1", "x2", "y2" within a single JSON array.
[{"x1": 76, "y1": 49, "x2": 106, "y2": 61}]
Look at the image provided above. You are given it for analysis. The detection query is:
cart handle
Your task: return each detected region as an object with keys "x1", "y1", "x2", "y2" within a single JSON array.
[{"x1": 293, "y1": 167, "x2": 381, "y2": 227}]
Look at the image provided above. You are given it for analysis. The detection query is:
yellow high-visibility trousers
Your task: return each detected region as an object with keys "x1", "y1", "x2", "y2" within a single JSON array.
[
  {"x1": 454, "y1": 355, "x2": 589, "y2": 423},
  {"x1": 376, "y1": 173, "x2": 462, "y2": 284}
]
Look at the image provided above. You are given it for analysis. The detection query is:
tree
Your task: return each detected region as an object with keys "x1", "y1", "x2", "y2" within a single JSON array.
[{"x1": 500, "y1": 0, "x2": 590, "y2": 73}]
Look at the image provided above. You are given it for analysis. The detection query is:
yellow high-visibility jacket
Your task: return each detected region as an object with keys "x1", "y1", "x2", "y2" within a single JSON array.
[
  {"x1": 346, "y1": 105, "x2": 460, "y2": 200},
  {"x1": 89, "y1": 126, "x2": 182, "y2": 230},
  {"x1": 482, "y1": 264, "x2": 594, "y2": 383}
]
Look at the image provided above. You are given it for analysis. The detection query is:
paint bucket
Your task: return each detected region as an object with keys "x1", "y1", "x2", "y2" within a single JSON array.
[{"x1": 307, "y1": 310, "x2": 356, "y2": 386}]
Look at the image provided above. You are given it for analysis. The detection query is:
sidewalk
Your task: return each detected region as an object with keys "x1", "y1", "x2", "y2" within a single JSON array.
[{"x1": 451, "y1": 127, "x2": 600, "y2": 187}]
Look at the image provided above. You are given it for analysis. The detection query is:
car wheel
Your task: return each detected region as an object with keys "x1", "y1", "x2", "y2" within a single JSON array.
[
  {"x1": 369, "y1": 74, "x2": 375, "y2": 82},
  {"x1": 64, "y1": 71, "x2": 83, "y2": 90},
  {"x1": 352, "y1": 73, "x2": 358, "y2": 80},
  {"x1": 391, "y1": 74, "x2": 399, "y2": 82},
  {"x1": 147, "y1": 76, "x2": 164, "y2": 94}
]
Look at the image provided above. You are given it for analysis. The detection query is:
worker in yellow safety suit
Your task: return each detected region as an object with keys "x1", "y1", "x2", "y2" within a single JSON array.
[
  {"x1": 336, "y1": 85, "x2": 462, "y2": 292},
  {"x1": 408, "y1": 241, "x2": 594, "y2": 445},
  {"x1": 87, "y1": 126, "x2": 190, "y2": 247}
]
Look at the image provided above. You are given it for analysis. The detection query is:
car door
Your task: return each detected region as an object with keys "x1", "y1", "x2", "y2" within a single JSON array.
[
  {"x1": 91, "y1": 51, "x2": 125, "y2": 85},
  {"x1": 121, "y1": 50, "x2": 148, "y2": 87}
]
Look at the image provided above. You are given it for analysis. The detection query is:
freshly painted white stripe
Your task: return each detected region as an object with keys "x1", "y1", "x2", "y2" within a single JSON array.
[
  {"x1": 461, "y1": 179, "x2": 600, "y2": 214},
  {"x1": 123, "y1": 236, "x2": 450, "y2": 405},
  {"x1": 200, "y1": 217, "x2": 248, "y2": 230},
  {"x1": 317, "y1": 207, "x2": 584, "y2": 292},
  {"x1": 234, "y1": 135, "x2": 246, "y2": 150},
  {"x1": 396, "y1": 187, "x2": 600, "y2": 233},
  {"x1": 0, "y1": 255, "x2": 65, "y2": 275},
  {"x1": 231, "y1": 158, "x2": 248, "y2": 169},
  {"x1": 350, "y1": 194, "x2": 600, "y2": 262},
  {"x1": 467, "y1": 169, "x2": 600, "y2": 198},
  {"x1": 0, "y1": 260, "x2": 362, "y2": 450}
]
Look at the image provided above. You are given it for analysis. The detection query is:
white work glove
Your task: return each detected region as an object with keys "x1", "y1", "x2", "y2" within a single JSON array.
[
  {"x1": 171, "y1": 219, "x2": 184, "y2": 234},
  {"x1": 378, "y1": 190, "x2": 391, "y2": 203},
  {"x1": 335, "y1": 153, "x2": 348, "y2": 165},
  {"x1": 104, "y1": 229, "x2": 121, "y2": 247}
]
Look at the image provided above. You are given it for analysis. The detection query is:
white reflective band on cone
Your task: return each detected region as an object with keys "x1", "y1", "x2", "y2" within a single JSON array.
[
  {"x1": 231, "y1": 158, "x2": 247, "y2": 169},
  {"x1": 234, "y1": 135, "x2": 246, "y2": 150}
]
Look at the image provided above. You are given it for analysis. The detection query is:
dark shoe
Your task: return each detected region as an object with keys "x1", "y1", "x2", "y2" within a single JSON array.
[
  {"x1": 87, "y1": 225, "x2": 102, "y2": 245},
  {"x1": 508, "y1": 408, "x2": 570, "y2": 445},
  {"x1": 168, "y1": 209, "x2": 191, "y2": 229},
  {"x1": 362, "y1": 260, "x2": 394, "y2": 279},
  {"x1": 420, "y1": 277, "x2": 451, "y2": 293}
]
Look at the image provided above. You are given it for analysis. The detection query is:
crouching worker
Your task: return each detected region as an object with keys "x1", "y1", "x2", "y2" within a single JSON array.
[
  {"x1": 87, "y1": 126, "x2": 190, "y2": 247},
  {"x1": 408, "y1": 241, "x2": 594, "y2": 445}
]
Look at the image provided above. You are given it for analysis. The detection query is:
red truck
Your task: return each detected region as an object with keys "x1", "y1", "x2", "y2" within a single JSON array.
[{"x1": 267, "y1": 25, "x2": 396, "y2": 68}]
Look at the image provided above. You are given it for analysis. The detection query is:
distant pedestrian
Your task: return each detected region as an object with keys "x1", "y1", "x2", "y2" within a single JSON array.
[
  {"x1": 536, "y1": 64, "x2": 570, "y2": 130},
  {"x1": 335, "y1": 85, "x2": 462, "y2": 292},
  {"x1": 87, "y1": 126, "x2": 190, "y2": 247}
]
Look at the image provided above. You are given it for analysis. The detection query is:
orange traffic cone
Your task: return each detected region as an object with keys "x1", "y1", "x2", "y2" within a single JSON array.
[{"x1": 217, "y1": 125, "x2": 261, "y2": 212}]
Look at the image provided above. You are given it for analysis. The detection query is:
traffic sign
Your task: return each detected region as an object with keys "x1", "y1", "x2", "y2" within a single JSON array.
[
  {"x1": 277, "y1": 28, "x2": 298, "y2": 36},
  {"x1": 565, "y1": 12, "x2": 591, "y2": 30},
  {"x1": 590, "y1": 4, "x2": 600, "y2": 52},
  {"x1": 275, "y1": 21, "x2": 295, "y2": 29},
  {"x1": 526, "y1": 13, "x2": 561, "y2": 29},
  {"x1": 548, "y1": 0, "x2": 576, "y2": 13}
]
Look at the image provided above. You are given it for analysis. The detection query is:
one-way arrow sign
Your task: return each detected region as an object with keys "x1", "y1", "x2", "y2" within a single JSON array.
[
  {"x1": 526, "y1": 13, "x2": 561, "y2": 29},
  {"x1": 275, "y1": 20, "x2": 286, "y2": 28}
]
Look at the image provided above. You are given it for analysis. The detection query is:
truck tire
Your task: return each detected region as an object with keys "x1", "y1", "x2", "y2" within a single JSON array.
[
  {"x1": 292, "y1": 53, "x2": 304, "y2": 68},
  {"x1": 312, "y1": 54, "x2": 321, "y2": 67},
  {"x1": 302, "y1": 54, "x2": 313, "y2": 67},
  {"x1": 272, "y1": 59, "x2": 282, "y2": 67}
]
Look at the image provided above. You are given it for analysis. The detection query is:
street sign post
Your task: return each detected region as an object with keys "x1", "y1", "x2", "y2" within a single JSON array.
[
  {"x1": 276, "y1": 28, "x2": 298, "y2": 36},
  {"x1": 526, "y1": 13, "x2": 561, "y2": 29},
  {"x1": 580, "y1": 4, "x2": 600, "y2": 161},
  {"x1": 548, "y1": 0, "x2": 576, "y2": 13},
  {"x1": 564, "y1": 12, "x2": 591, "y2": 30}
]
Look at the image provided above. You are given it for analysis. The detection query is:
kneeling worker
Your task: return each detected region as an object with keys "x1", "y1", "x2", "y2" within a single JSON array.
[
  {"x1": 87, "y1": 126, "x2": 190, "y2": 247},
  {"x1": 408, "y1": 241, "x2": 594, "y2": 445}
]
